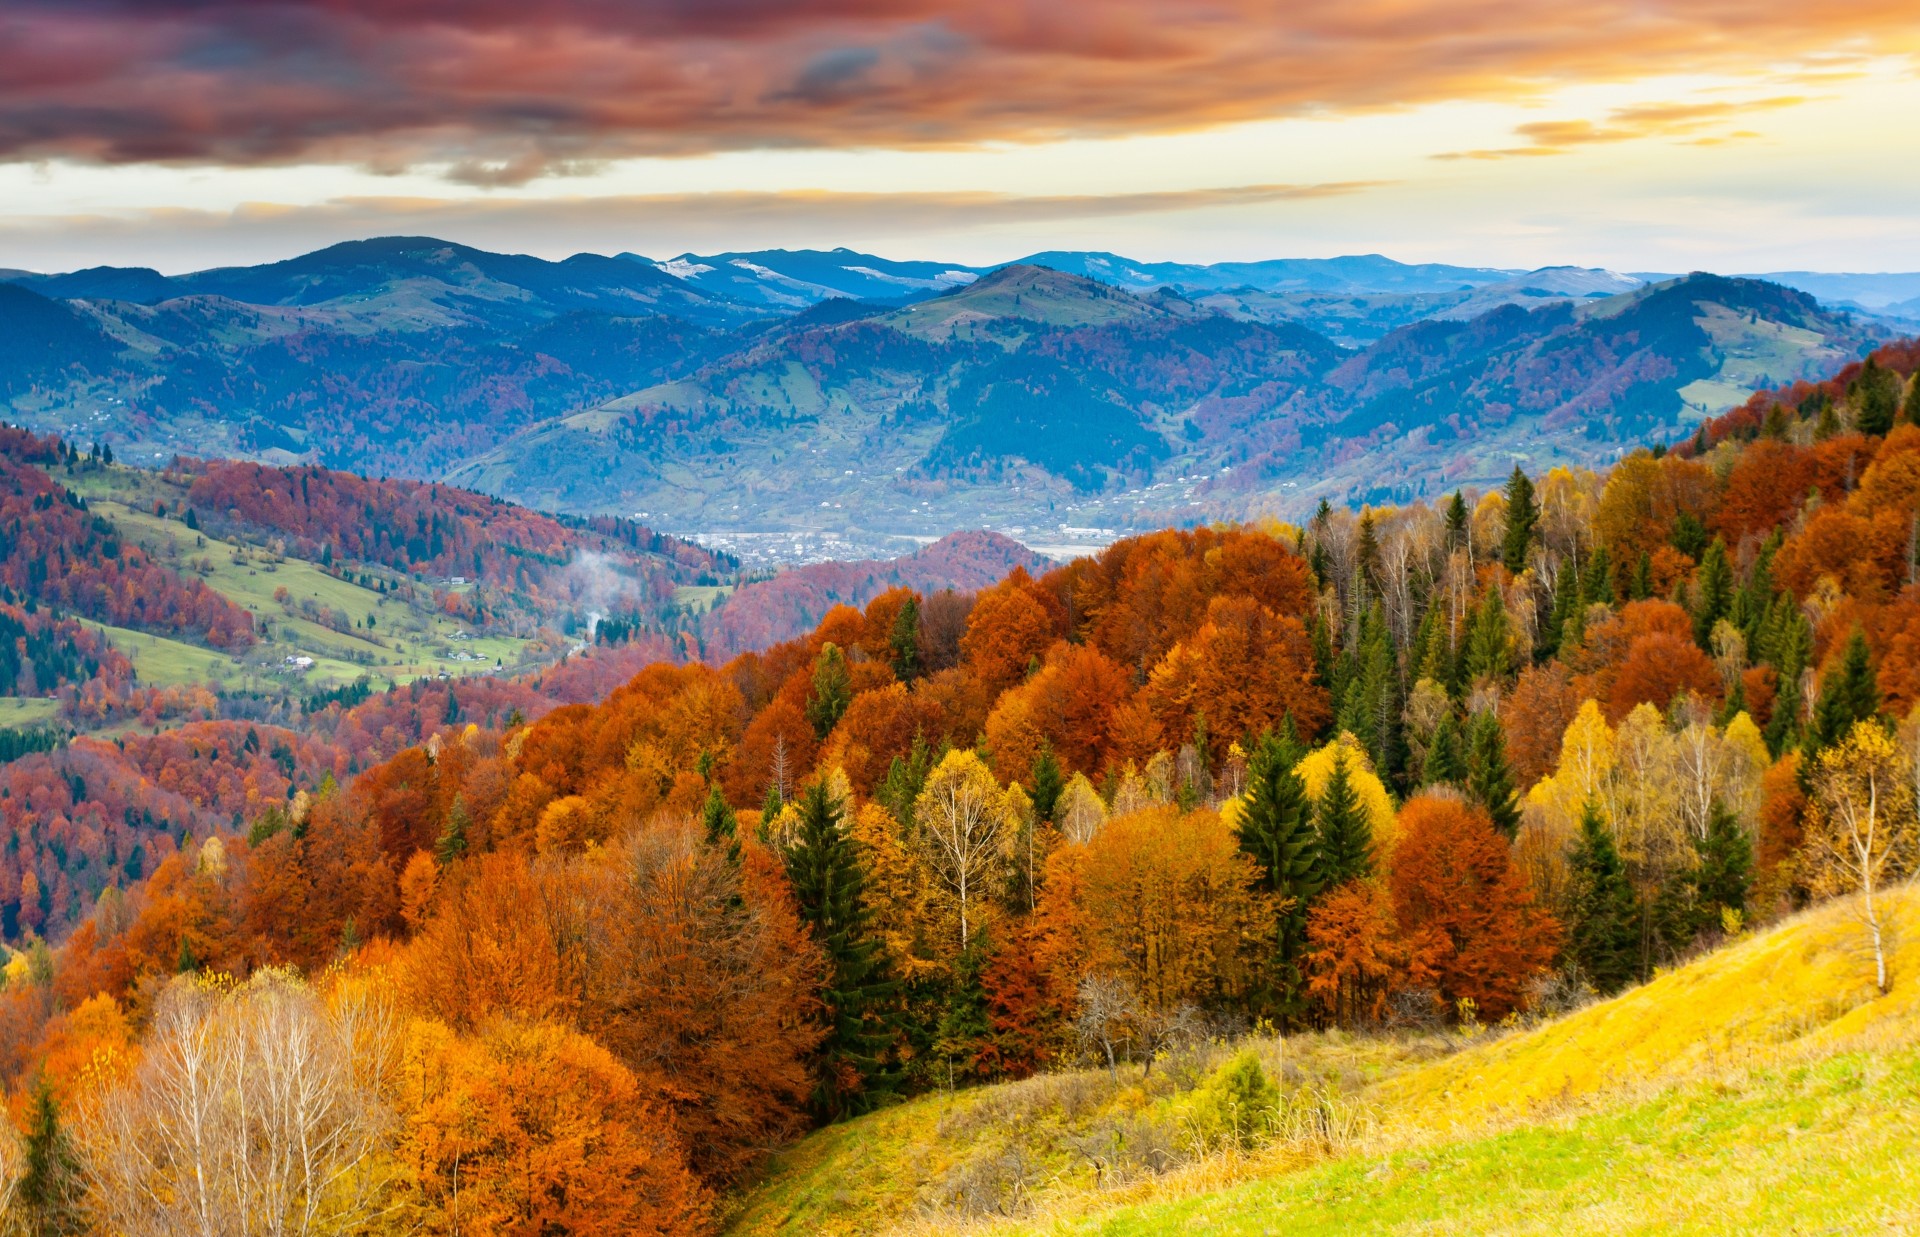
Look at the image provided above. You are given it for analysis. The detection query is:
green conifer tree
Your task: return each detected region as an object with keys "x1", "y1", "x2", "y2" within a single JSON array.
[
  {"x1": 805, "y1": 642, "x2": 854, "y2": 740},
  {"x1": 16, "y1": 1077, "x2": 85, "y2": 1237},
  {"x1": 433, "y1": 794, "x2": 470, "y2": 867},
  {"x1": 701, "y1": 783, "x2": 740, "y2": 862},
  {"x1": 1583, "y1": 543, "x2": 1614, "y2": 606},
  {"x1": 784, "y1": 780, "x2": 901, "y2": 1119},
  {"x1": 1444, "y1": 490, "x2": 1469, "y2": 550},
  {"x1": 1234, "y1": 729, "x2": 1319, "y2": 1023},
  {"x1": 1466, "y1": 711, "x2": 1521, "y2": 838},
  {"x1": 1630, "y1": 550, "x2": 1654, "y2": 600},
  {"x1": 1502, "y1": 466, "x2": 1539, "y2": 574},
  {"x1": 1807, "y1": 627, "x2": 1880, "y2": 753},
  {"x1": 1423, "y1": 709, "x2": 1466, "y2": 786},
  {"x1": 1566, "y1": 802, "x2": 1642, "y2": 994},
  {"x1": 888, "y1": 594, "x2": 922, "y2": 682},
  {"x1": 1464, "y1": 587, "x2": 1514, "y2": 685},
  {"x1": 1691, "y1": 800, "x2": 1754, "y2": 928},
  {"x1": 1855, "y1": 356, "x2": 1900, "y2": 436},
  {"x1": 1692, "y1": 537, "x2": 1733, "y2": 648},
  {"x1": 1029, "y1": 745, "x2": 1064, "y2": 824},
  {"x1": 1314, "y1": 749, "x2": 1373, "y2": 887}
]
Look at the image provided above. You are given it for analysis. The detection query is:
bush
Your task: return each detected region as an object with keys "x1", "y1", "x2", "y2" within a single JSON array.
[{"x1": 1192, "y1": 1050, "x2": 1279, "y2": 1151}]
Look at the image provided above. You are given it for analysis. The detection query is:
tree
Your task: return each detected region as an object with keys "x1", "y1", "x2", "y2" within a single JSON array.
[
  {"x1": 1691, "y1": 799, "x2": 1753, "y2": 928},
  {"x1": 1463, "y1": 587, "x2": 1514, "y2": 686},
  {"x1": 1808, "y1": 628, "x2": 1880, "y2": 753},
  {"x1": 1315, "y1": 748, "x2": 1373, "y2": 886},
  {"x1": 82, "y1": 970, "x2": 396, "y2": 1237},
  {"x1": 1466, "y1": 711, "x2": 1521, "y2": 839},
  {"x1": 1805, "y1": 721, "x2": 1919, "y2": 993},
  {"x1": 1692, "y1": 538, "x2": 1733, "y2": 648},
  {"x1": 1047, "y1": 805, "x2": 1267, "y2": 1011},
  {"x1": 700, "y1": 783, "x2": 739, "y2": 861},
  {"x1": 15, "y1": 1077, "x2": 84, "y2": 1237},
  {"x1": 1444, "y1": 490, "x2": 1469, "y2": 550},
  {"x1": 1304, "y1": 879, "x2": 1404, "y2": 1028},
  {"x1": 433, "y1": 793, "x2": 469, "y2": 867},
  {"x1": 783, "y1": 780, "x2": 900, "y2": 1119},
  {"x1": 1565, "y1": 800, "x2": 1642, "y2": 994},
  {"x1": 888, "y1": 593, "x2": 921, "y2": 682},
  {"x1": 1423, "y1": 709, "x2": 1466, "y2": 786},
  {"x1": 805, "y1": 642, "x2": 854, "y2": 740},
  {"x1": 1233, "y1": 730, "x2": 1319, "y2": 1021},
  {"x1": 1855, "y1": 356, "x2": 1901, "y2": 436},
  {"x1": 1502, "y1": 466, "x2": 1539, "y2": 573},
  {"x1": 391, "y1": 1017, "x2": 710, "y2": 1237},
  {"x1": 1029, "y1": 745, "x2": 1064, "y2": 824},
  {"x1": 1391, "y1": 793, "x2": 1560, "y2": 1020},
  {"x1": 913, "y1": 750, "x2": 1016, "y2": 951}
]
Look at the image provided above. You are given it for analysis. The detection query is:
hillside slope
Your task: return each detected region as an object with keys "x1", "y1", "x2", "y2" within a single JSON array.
[{"x1": 725, "y1": 885, "x2": 1920, "y2": 1236}]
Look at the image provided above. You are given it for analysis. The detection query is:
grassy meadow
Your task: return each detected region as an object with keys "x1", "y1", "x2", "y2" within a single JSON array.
[{"x1": 726, "y1": 885, "x2": 1920, "y2": 1237}]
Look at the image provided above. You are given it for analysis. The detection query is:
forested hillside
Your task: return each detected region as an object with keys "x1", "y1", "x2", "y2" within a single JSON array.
[
  {"x1": 1, "y1": 239, "x2": 1884, "y2": 551},
  {"x1": 0, "y1": 342, "x2": 1914, "y2": 1234}
]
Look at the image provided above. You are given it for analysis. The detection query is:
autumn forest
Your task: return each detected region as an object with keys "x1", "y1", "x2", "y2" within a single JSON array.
[{"x1": 0, "y1": 342, "x2": 1919, "y2": 1233}]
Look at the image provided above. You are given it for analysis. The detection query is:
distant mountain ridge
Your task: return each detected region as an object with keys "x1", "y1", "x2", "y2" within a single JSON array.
[{"x1": 0, "y1": 236, "x2": 1894, "y2": 559}]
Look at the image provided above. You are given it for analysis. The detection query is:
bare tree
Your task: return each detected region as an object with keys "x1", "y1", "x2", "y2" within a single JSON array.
[
  {"x1": 1074, "y1": 974, "x2": 1141, "y2": 1077},
  {"x1": 80, "y1": 970, "x2": 398, "y2": 1237}
]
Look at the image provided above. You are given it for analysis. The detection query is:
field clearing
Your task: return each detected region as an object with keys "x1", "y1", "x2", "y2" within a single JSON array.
[
  {"x1": 727, "y1": 887, "x2": 1920, "y2": 1237},
  {"x1": 0, "y1": 697, "x2": 62, "y2": 728}
]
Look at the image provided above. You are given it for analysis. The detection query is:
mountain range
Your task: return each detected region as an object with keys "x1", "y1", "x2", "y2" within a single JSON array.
[{"x1": 0, "y1": 236, "x2": 1904, "y2": 558}]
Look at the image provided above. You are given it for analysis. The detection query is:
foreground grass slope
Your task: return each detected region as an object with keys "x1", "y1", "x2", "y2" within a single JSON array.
[{"x1": 726, "y1": 887, "x2": 1920, "y2": 1236}]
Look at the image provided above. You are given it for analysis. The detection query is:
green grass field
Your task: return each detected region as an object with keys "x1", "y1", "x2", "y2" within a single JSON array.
[
  {"x1": 64, "y1": 464, "x2": 541, "y2": 693},
  {"x1": 0, "y1": 697, "x2": 62, "y2": 728},
  {"x1": 725, "y1": 887, "x2": 1920, "y2": 1237}
]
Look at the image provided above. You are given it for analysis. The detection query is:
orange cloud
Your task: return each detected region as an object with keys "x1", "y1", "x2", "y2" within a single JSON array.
[
  {"x1": 1434, "y1": 95, "x2": 1812, "y2": 159},
  {"x1": 0, "y1": 2, "x2": 1911, "y2": 178}
]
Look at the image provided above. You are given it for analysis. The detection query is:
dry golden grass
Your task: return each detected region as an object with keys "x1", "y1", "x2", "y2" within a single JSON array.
[{"x1": 727, "y1": 886, "x2": 1920, "y2": 1237}]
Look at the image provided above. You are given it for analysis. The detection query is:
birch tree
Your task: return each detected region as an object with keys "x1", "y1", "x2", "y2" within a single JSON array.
[
  {"x1": 913, "y1": 749, "x2": 1015, "y2": 950},
  {"x1": 1807, "y1": 721, "x2": 1919, "y2": 993}
]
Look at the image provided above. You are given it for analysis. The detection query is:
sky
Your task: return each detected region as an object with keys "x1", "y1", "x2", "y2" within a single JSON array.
[{"x1": 2, "y1": 0, "x2": 1918, "y2": 274}]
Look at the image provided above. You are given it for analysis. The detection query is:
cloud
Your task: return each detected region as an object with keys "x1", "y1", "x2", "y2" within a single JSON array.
[
  {"x1": 1434, "y1": 95, "x2": 1813, "y2": 160},
  {"x1": 0, "y1": 182, "x2": 1387, "y2": 269},
  {"x1": 0, "y1": 1, "x2": 1912, "y2": 178}
]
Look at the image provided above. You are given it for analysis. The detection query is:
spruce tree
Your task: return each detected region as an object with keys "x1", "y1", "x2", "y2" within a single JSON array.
[
  {"x1": 1583, "y1": 543, "x2": 1614, "y2": 606},
  {"x1": 1542, "y1": 562, "x2": 1584, "y2": 658},
  {"x1": 701, "y1": 783, "x2": 740, "y2": 862},
  {"x1": 888, "y1": 594, "x2": 921, "y2": 682},
  {"x1": 1502, "y1": 466, "x2": 1539, "y2": 573},
  {"x1": 1692, "y1": 537, "x2": 1733, "y2": 648},
  {"x1": 1566, "y1": 802, "x2": 1642, "y2": 994},
  {"x1": 1691, "y1": 800, "x2": 1753, "y2": 928},
  {"x1": 1423, "y1": 709, "x2": 1466, "y2": 787},
  {"x1": 16, "y1": 1077, "x2": 85, "y2": 1237},
  {"x1": 1807, "y1": 627, "x2": 1880, "y2": 752},
  {"x1": 1630, "y1": 550, "x2": 1653, "y2": 600},
  {"x1": 1464, "y1": 586, "x2": 1513, "y2": 685},
  {"x1": 1762, "y1": 593, "x2": 1812, "y2": 755},
  {"x1": 1466, "y1": 711, "x2": 1521, "y2": 838},
  {"x1": 805, "y1": 642, "x2": 854, "y2": 739},
  {"x1": 1234, "y1": 729, "x2": 1319, "y2": 1022},
  {"x1": 433, "y1": 794, "x2": 470, "y2": 867},
  {"x1": 1444, "y1": 490, "x2": 1469, "y2": 550},
  {"x1": 1855, "y1": 356, "x2": 1900, "y2": 436},
  {"x1": 784, "y1": 780, "x2": 900, "y2": 1119},
  {"x1": 1314, "y1": 749, "x2": 1373, "y2": 887},
  {"x1": 1029, "y1": 745, "x2": 1064, "y2": 824}
]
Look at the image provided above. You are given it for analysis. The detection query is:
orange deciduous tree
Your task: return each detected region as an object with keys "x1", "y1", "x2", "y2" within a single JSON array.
[{"x1": 1390, "y1": 793, "x2": 1560, "y2": 1020}]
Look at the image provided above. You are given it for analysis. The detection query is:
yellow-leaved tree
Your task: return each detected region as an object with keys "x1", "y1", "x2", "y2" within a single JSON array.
[
  {"x1": 913, "y1": 749, "x2": 1018, "y2": 950},
  {"x1": 1806, "y1": 720, "x2": 1920, "y2": 993}
]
